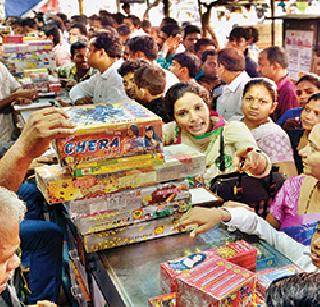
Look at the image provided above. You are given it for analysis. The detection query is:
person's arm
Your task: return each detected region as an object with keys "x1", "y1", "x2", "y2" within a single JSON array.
[
  {"x1": 178, "y1": 206, "x2": 315, "y2": 272},
  {"x1": 225, "y1": 207, "x2": 315, "y2": 272},
  {"x1": 69, "y1": 74, "x2": 97, "y2": 102},
  {"x1": 0, "y1": 107, "x2": 75, "y2": 191}
]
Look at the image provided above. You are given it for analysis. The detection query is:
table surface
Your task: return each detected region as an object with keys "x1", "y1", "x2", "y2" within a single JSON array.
[{"x1": 97, "y1": 226, "x2": 292, "y2": 306}]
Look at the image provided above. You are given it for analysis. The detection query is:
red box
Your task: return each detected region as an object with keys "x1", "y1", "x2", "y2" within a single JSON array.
[
  {"x1": 213, "y1": 240, "x2": 257, "y2": 272},
  {"x1": 160, "y1": 249, "x2": 219, "y2": 293},
  {"x1": 3, "y1": 35, "x2": 24, "y2": 44},
  {"x1": 176, "y1": 257, "x2": 256, "y2": 306}
]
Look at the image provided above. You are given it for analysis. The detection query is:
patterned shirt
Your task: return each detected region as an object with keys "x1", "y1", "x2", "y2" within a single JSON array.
[
  {"x1": 250, "y1": 120, "x2": 294, "y2": 164},
  {"x1": 270, "y1": 176, "x2": 320, "y2": 245}
]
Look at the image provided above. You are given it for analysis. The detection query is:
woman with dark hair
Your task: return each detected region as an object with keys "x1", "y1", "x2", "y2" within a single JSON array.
[
  {"x1": 178, "y1": 123, "x2": 320, "y2": 246},
  {"x1": 287, "y1": 93, "x2": 320, "y2": 174},
  {"x1": 163, "y1": 82, "x2": 272, "y2": 184},
  {"x1": 277, "y1": 73, "x2": 320, "y2": 128},
  {"x1": 241, "y1": 78, "x2": 297, "y2": 177}
]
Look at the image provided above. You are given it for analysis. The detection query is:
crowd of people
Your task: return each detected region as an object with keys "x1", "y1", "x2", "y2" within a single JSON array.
[{"x1": 0, "y1": 8, "x2": 320, "y2": 306}]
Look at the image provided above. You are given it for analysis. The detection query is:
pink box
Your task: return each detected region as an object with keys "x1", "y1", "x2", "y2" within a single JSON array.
[
  {"x1": 176, "y1": 257, "x2": 256, "y2": 306},
  {"x1": 160, "y1": 249, "x2": 218, "y2": 293}
]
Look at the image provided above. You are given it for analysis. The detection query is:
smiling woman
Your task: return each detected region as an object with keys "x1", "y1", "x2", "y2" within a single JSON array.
[{"x1": 163, "y1": 82, "x2": 271, "y2": 184}]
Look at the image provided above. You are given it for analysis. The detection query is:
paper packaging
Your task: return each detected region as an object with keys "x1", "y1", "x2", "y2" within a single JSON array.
[
  {"x1": 3, "y1": 35, "x2": 24, "y2": 43},
  {"x1": 148, "y1": 293, "x2": 176, "y2": 307},
  {"x1": 83, "y1": 215, "x2": 183, "y2": 252},
  {"x1": 54, "y1": 103, "x2": 163, "y2": 166},
  {"x1": 256, "y1": 264, "x2": 302, "y2": 298},
  {"x1": 160, "y1": 249, "x2": 218, "y2": 293},
  {"x1": 74, "y1": 200, "x2": 191, "y2": 235},
  {"x1": 255, "y1": 241, "x2": 291, "y2": 271},
  {"x1": 69, "y1": 180, "x2": 190, "y2": 217},
  {"x1": 176, "y1": 257, "x2": 256, "y2": 307},
  {"x1": 213, "y1": 240, "x2": 257, "y2": 272},
  {"x1": 35, "y1": 144, "x2": 206, "y2": 204},
  {"x1": 70, "y1": 152, "x2": 164, "y2": 177}
]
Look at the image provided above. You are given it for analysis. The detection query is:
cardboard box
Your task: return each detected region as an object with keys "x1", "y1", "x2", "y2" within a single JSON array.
[
  {"x1": 148, "y1": 293, "x2": 176, "y2": 307},
  {"x1": 176, "y1": 257, "x2": 256, "y2": 306},
  {"x1": 35, "y1": 144, "x2": 206, "y2": 204},
  {"x1": 256, "y1": 264, "x2": 302, "y2": 298},
  {"x1": 70, "y1": 152, "x2": 164, "y2": 177},
  {"x1": 160, "y1": 249, "x2": 218, "y2": 293},
  {"x1": 54, "y1": 103, "x2": 163, "y2": 166},
  {"x1": 213, "y1": 240, "x2": 257, "y2": 272},
  {"x1": 69, "y1": 179, "x2": 190, "y2": 216},
  {"x1": 3, "y1": 35, "x2": 24, "y2": 43},
  {"x1": 74, "y1": 200, "x2": 191, "y2": 235},
  {"x1": 83, "y1": 215, "x2": 183, "y2": 252},
  {"x1": 254, "y1": 241, "x2": 292, "y2": 271}
]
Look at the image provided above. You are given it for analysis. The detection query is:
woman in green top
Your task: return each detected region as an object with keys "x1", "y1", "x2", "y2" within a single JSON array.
[{"x1": 163, "y1": 82, "x2": 271, "y2": 184}]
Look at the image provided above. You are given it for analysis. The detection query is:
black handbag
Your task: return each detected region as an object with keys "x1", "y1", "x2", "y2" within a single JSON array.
[{"x1": 210, "y1": 127, "x2": 286, "y2": 218}]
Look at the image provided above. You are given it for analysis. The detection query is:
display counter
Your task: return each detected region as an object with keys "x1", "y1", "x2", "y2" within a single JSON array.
[{"x1": 88, "y1": 226, "x2": 291, "y2": 306}]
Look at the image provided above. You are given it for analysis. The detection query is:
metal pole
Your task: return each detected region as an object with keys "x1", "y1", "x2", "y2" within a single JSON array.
[
  {"x1": 271, "y1": 0, "x2": 275, "y2": 46},
  {"x1": 79, "y1": 0, "x2": 84, "y2": 15},
  {"x1": 163, "y1": 0, "x2": 169, "y2": 17}
]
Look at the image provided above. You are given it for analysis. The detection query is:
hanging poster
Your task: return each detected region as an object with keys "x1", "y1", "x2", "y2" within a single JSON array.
[{"x1": 285, "y1": 30, "x2": 314, "y2": 80}]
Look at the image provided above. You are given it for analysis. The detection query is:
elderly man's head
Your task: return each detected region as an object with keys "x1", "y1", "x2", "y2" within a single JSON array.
[{"x1": 0, "y1": 188, "x2": 25, "y2": 293}]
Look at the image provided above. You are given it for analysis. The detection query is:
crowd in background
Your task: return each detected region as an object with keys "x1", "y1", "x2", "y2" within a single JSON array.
[{"x1": 0, "y1": 6, "x2": 320, "y2": 306}]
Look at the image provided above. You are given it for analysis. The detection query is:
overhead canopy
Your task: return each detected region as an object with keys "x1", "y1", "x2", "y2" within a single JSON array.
[{"x1": 5, "y1": 0, "x2": 43, "y2": 16}]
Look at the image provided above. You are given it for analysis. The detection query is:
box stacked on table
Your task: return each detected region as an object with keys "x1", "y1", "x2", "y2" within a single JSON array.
[
  {"x1": 2, "y1": 37, "x2": 56, "y2": 77},
  {"x1": 36, "y1": 144, "x2": 206, "y2": 204},
  {"x1": 160, "y1": 249, "x2": 256, "y2": 306},
  {"x1": 70, "y1": 180, "x2": 192, "y2": 235},
  {"x1": 2, "y1": 36, "x2": 59, "y2": 93},
  {"x1": 213, "y1": 240, "x2": 257, "y2": 272},
  {"x1": 36, "y1": 102, "x2": 206, "y2": 252}
]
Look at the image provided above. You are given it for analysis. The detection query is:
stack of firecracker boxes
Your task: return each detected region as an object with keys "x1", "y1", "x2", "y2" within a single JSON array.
[
  {"x1": 2, "y1": 35, "x2": 61, "y2": 94},
  {"x1": 147, "y1": 240, "x2": 302, "y2": 307},
  {"x1": 35, "y1": 101, "x2": 207, "y2": 254}
]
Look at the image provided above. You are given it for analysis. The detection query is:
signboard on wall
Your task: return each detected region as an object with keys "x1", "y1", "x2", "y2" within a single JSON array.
[{"x1": 285, "y1": 29, "x2": 314, "y2": 80}]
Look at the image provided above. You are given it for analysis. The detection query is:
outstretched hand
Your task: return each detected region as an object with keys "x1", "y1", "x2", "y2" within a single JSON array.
[
  {"x1": 234, "y1": 148, "x2": 269, "y2": 177},
  {"x1": 176, "y1": 207, "x2": 231, "y2": 237},
  {"x1": 16, "y1": 107, "x2": 75, "y2": 159}
]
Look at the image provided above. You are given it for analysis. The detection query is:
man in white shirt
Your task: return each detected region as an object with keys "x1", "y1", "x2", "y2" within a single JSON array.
[
  {"x1": 69, "y1": 31, "x2": 129, "y2": 104},
  {"x1": 216, "y1": 48, "x2": 250, "y2": 120},
  {"x1": 0, "y1": 62, "x2": 38, "y2": 150}
]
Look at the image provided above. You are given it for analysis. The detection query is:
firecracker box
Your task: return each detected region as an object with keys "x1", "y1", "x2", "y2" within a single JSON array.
[
  {"x1": 148, "y1": 293, "x2": 176, "y2": 307},
  {"x1": 254, "y1": 241, "x2": 292, "y2": 271},
  {"x1": 69, "y1": 180, "x2": 190, "y2": 217},
  {"x1": 54, "y1": 103, "x2": 163, "y2": 166},
  {"x1": 3, "y1": 35, "x2": 24, "y2": 43},
  {"x1": 35, "y1": 144, "x2": 206, "y2": 204},
  {"x1": 74, "y1": 200, "x2": 191, "y2": 235},
  {"x1": 256, "y1": 264, "x2": 302, "y2": 298},
  {"x1": 2, "y1": 39, "x2": 55, "y2": 78},
  {"x1": 176, "y1": 257, "x2": 256, "y2": 307},
  {"x1": 213, "y1": 240, "x2": 257, "y2": 272},
  {"x1": 83, "y1": 215, "x2": 183, "y2": 252},
  {"x1": 70, "y1": 152, "x2": 164, "y2": 177},
  {"x1": 160, "y1": 249, "x2": 218, "y2": 293}
]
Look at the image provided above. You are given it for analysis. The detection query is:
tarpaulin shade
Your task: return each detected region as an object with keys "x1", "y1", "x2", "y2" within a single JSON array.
[{"x1": 5, "y1": 0, "x2": 43, "y2": 16}]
